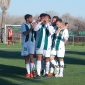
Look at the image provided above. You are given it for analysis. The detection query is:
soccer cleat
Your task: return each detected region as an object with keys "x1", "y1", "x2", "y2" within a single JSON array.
[
  {"x1": 34, "y1": 75, "x2": 41, "y2": 79},
  {"x1": 30, "y1": 72, "x2": 34, "y2": 78},
  {"x1": 55, "y1": 74, "x2": 63, "y2": 78},
  {"x1": 25, "y1": 74, "x2": 30, "y2": 78},
  {"x1": 43, "y1": 74, "x2": 48, "y2": 77},
  {"x1": 48, "y1": 73, "x2": 53, "y2": 77}
]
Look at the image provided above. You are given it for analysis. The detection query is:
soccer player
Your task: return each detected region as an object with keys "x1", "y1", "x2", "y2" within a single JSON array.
[
  {"x1": 65, "y1": 22, "x2": 69, "y2": 29},
  {"x1": 64, "y1": 22, "x2": 69, "y2": 45},
  {"x1": 8, "y1": 26, "x2": 14, "y2": 46},
  {"x1": 43, "y1": 14, "x2": 55, "y2": 77},
  {"x1": 49, "y1": 16, "x2": 59, "y2": 76},
  {"x1": 50, "y1": 18, "x2": 69, "y2": 77},
  {"x1": 33, "y1": 13, "x2": 55, "y2": 79},
  {"x1": 21, "y1": 14, "x2": 35, "y2": 78},
  {"x1": 52, "y1": 16, "x2": 59, "y2": 30}
]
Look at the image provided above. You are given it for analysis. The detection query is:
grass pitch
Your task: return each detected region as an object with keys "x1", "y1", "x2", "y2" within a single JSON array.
[{"x1": 0, "y1": 44, "x2": 85, "y2": 85}]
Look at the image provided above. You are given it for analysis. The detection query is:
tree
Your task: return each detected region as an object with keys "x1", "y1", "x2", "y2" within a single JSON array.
[{"x1": 0, "y1": 0, "x2": 11, "y2": 43}]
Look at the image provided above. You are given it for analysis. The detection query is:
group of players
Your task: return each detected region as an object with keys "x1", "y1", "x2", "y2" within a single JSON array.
[{"x1": 21, "y1": 13, "x2": 69, "y2": 79}]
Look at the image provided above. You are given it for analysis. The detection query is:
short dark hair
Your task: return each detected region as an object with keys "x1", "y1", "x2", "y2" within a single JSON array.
[
  {"x1": 65, "y1": 22, "x2": 68, "y2": 25},
  {"x1": 56, "y1": 18, "x2": 62, "y2": 23},
  {"x1": 53, "y1": 16, "x2": 59, "y2": 20},
  {"x1": 40, "y1": 13, "x2": 46, "y2": 18},
  {"x1": 24, "y1": 14, "x2": 32, "y2": 21},
  {"x1": 45, "y1": 14, "x2": 51, "y2": 19}
]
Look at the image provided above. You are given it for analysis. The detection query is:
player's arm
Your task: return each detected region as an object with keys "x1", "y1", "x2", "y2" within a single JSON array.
[
  {"x1": 21, "y1": 24, "x2": 33, "y2": 36},
  {"x1": 47, "y1": 25, "x2": 55, "y2": 35},
  {"x1": 62, "y1": 29, "x2": 69, "y2": 41},
  {"x1": 55, "y1": 28, "x2": 61, "y2": 34},
  {"x1": 33, "y1": 22, "x2": 41, "y2": 31}
]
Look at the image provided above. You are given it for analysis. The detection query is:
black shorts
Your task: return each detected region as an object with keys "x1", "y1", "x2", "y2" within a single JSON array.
[{"x1": 8, "y1": 37, "x2": 12, "y2": 40}]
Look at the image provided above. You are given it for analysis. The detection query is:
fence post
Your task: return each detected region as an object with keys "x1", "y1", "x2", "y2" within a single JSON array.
[{"x1": 72, "y1": 36, "x2": 74, "y2": 46}]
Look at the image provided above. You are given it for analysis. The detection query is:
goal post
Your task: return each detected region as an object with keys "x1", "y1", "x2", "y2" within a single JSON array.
[{"x1": 4, "y1": 24, "x2": 22, "y2": 44}]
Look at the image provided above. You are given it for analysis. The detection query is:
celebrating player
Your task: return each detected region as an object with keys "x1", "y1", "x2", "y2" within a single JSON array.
[
  {"x1": 50, "y1": 18, "x2": 69, "y2": 77},
  {"x1": 21, "y1": 14, "x2": 35, "y2": 78},
  {"x1": 33, "y1": 13, "x2": 55, "y2": 79}
]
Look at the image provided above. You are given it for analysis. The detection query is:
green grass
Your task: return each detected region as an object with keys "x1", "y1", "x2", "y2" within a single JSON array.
[{"x1": 0, "y1": 44, "x2": 85, "y2": 85}]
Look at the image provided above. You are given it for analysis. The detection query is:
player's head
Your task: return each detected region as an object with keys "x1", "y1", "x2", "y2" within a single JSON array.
[
  {"x1": 40, "y1": 13, "x2": 46, "y2": 20},
  {"x1": 38, "y1": 16, "x2": 41, "y2": 21},
  {"x1": 24, "y1": 14, "x2": 33, "y2": 23},
  {"x1": 52, "y1": 16, "x2": 59, "y2": 26},
  {"x1": 56, "y1": 18, "x2": 62, "y2": 28},
  {"x1": 36, "y1": 16, "x2": 41, "y2": 22},
  {"x1": 65, "y1": 22, "x2": 69, "y2": 28},
  {"x1": 8, "y1": 26, "x2": 11, "y2": 30},
  {"x1": 44, "y1": 14, "x2": 51, "y2": 23},
  {"x1": 39, "y1": 13, "x2": 46, "y2": 24},
  {"x1": 52, "y1": 16, "x2": 59, "y2": 23}
]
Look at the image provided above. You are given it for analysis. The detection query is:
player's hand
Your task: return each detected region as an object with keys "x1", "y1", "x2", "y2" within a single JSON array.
[
  {"x1": 61, "y1": 26, "x2": 66, "y2": 30},
  {"x1": 55, "y1": 28, "x2": 61, "y2": 34},
  {"x1": 60, "y1": 31, "x2": 63, "y2": 35},
  {"x1": 41, "y1": 18, "x2": 45, "y2": 24},
  {"x1": 32, "y1": 22, "x2": 36, "y2": 29}
]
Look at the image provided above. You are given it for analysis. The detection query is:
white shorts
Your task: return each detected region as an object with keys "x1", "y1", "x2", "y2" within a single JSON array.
[
  {"x1": 21, "y1": 42, "x2": 35, "y2": 56},
  {"x1": 36, "y1": 49, "x2": 43, "y2": 55},
  {"x1": 51, "y1": 48, "x2": 65, "y2": 58},
  {"x1": 36, "y1": 49, "x2": 51, "y2": 58},
  {"x1": 43, "y1": 50, "x2": 51, "y2": 58}
]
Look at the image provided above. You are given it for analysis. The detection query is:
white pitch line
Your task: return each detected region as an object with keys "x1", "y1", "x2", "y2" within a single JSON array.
[
  {"x1": 0, "y1": 48, "x2": 71, "y2": 50},
  {"x1": 0, "y1": 48, "x2": 21, "y2": 49}
]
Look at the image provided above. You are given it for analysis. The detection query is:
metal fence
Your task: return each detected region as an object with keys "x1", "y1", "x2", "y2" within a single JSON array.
[{"x1": 68, "y1": 36, "x2": 85, "y2": 45}]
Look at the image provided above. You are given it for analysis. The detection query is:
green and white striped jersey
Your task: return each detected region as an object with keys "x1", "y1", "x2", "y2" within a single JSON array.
[
  {"x1": 52, "y1": 29, "x2": 69, "y2": 50},
  {"x1": 34, "y1": 22, "x2": 55, "y2": 50}
]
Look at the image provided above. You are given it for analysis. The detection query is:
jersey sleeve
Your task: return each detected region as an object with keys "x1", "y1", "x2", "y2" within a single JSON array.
[
  {"x1": 63, "y1": 29, "x2": 69, "y2": 41},
  {"x1": 47, "y1": 25, "x2": 55, "y2": 35},
  {"x1": 21, "y1": 24, "x2": 26, "y2": 33},
  {"x1": 34, "y1": 22, "x2": 42, "y2": 31}
]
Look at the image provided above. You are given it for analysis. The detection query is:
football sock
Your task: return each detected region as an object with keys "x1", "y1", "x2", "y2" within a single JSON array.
[{"x1": 37, "y1": 60, "x2": 41, "y2": 76}]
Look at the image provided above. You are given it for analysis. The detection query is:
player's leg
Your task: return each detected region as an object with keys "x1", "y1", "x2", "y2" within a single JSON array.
[
  {"x1": 59, "y1": 58, "x2": 64, "y2": 77},
  {"x1": 10, "y1": 37, "x2": 14, "y2": 45},
  {"x1": 29, "y1": 54, "x2": 34, "y2": 78},
  {"x1": 41, "y1": 57, "x2": 45, "y2": 75},
  {"x1": 8, "y1": 37, "x2": 10, "y2": 46},
  {"x1": 28, "y1": 43, "x2": 35, "y2": 78},
  {"x1": 43, "y1": 50, "x2": 50, "y2": 77},
  {"x1": 21, "y1": 42, "x2": 31, "y2": 78},
  {"x1": 50, "y1": 63, "x2": 54, "y2": 75},
  {"x1": 55, "y1": 48, "x2": 65, "y2": 78},
  {"x1": 36, "y1": 54, "x2": 42, "y2": 79},
  {"x1": 35, "y1": 49, "x2": 43, "y2": 79},
  {"x1": 49, "y1": 50, "x2": 59, "y2": 77},
  {"x1": 33, "y1": 54, "x2": 37, "y2": 74},
  {"x1": 25, "y1": 56, "x2": 30, "y2": 78}
]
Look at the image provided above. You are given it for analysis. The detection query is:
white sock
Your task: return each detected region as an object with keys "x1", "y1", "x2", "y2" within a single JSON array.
[
  {"x1": 45, "y1": 61, "x2": 50, "y2": 74},
  {"x1": 30, "y1": 63, "x2": 34, "y2": 72},
  {"x1": 59, "y1": 61, "x2": 64, "y2": 75},
  {"x1": 50, "y1": 63, "x2": 54, "y2": 73},
  {"x1": 51, "y1": 60, "x2": 59, "y2": 74},
  {"x1": 26, "y1": 63, "x2": 30, "y2": 74},
  {"x1": 34, "y1": 58, "x2": 37, "y2": 69},
  {"x1": 37, "y1": 60, "x2": 41, "y2": 76}
]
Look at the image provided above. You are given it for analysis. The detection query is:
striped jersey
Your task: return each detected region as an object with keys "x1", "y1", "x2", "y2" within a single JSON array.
[
  {"x1": 52, "y1": 28, "x2": 69, "y2": 50},
  {"x1": 21, "y1": 23, "x2": 36, "y2": 44},
  {"x1": 34, "y1": 22, "x2": 55, "y2": 50}
]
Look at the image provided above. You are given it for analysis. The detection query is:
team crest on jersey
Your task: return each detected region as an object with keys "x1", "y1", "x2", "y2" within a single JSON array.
[{"x1": 24, "y1": 47, "x2": 27, "y2": 51}]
